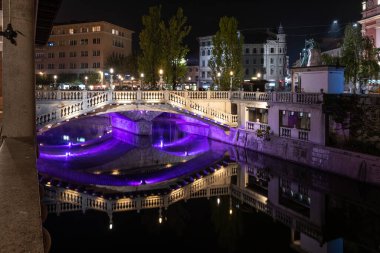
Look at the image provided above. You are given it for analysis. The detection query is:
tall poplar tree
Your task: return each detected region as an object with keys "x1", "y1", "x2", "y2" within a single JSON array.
[
  {"x1": 341, "y1": 24, "x2": 379, "y2": 91},
  {"x1": 209, "y1": 17, "x2": 244, "y2": 90},
  {"x1": 160, "y1": 8, "x2": 191, "y2": 89},
  {"x1": 138, "y1": 6, "x2": 164, "y2": 86}
]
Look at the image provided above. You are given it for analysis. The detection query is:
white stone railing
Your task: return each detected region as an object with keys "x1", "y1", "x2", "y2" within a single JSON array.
[
  {"x1": 168, "y1": 93, "x2": 238, "y2": 126},
  {"x1": 246, "y1": 121, "x2": 269, "y2": 132},
  {"x1": 280, "y1": 126, "x2": 310, "y2": 141},
  {"x1": 35, "y1": 90, "x2": 324, "y2": 104},
  {"x1": 36, "y1": 92, "x2": 111, "y2": 127}
]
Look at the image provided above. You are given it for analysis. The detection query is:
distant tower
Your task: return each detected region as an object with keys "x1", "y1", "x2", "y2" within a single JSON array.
[
  {"x1": 359, "y1": 0, "x2": 380, "y2": 47},
  {"x1": 277, "y1": 23, "x2": 286, "y2": 43}
]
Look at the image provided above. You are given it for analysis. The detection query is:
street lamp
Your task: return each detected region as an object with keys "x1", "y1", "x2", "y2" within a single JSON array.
[
  {"x1": 229, "y1": 71, "x2": 234, "y2": 91},
  {"x1": 84, "y1": 76, "x2": 88, "y2": 86},
  {"x1": 257, "y1": 72, "x2": 261, "y2": 79},
  {"x1": 131, "y1": 76, "x2": 135, "y2": 90},
  {"x1": 109, "y1": 68, "x2": 114, "y2": 90},
  {"x1": 159, "y1": 69, "x2": 164, "y2": 90},
  {"x1": 140, "y1": 73, "x2": 144, "y2": 90},
  {"x1": 53, "y1": 75, "x2": 57, "y2": 88}
]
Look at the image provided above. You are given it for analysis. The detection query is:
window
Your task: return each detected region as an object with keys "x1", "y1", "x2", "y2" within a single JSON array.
[
  {"x1": 270, "y1": 48, "x2": 274, "y2": 53},
  {"x1": 36, "y1": 53, "x2": 44, "y2": 59},
  {"x1": 280, "y1": 111, "x2": 310, "y2": 130},
  {"x1": 58, "y1": 63, "x2": 65, "y2": 69},
  {"x1": 93, "y1": 38, "x2": 101, "y2": 44},
  {"x1": 58, "y1": 52, "x2": 65, "y2": 58},
  {"x1": 47, "y1": 52, "x2": 54, "y2": 58},
  {"x1": 202, "y1": 71, "x2": 205, "y2": 78},
  {"x1": 245, "y1": 59, "x2": 249, "y2": 65},
  {"x1": 253, "y1": 58, "x2": 257, "y2": 64},
  {"x1": 207, "y1": 49, "x2": 210, "y2": 56},
  {"x1": 69, "y1": 28, "x2": 74, "y2": 34},
  {"x1": 47, "y1": 63, "x2": 54, "y2": 69},
  {"x1": 207, "y1": 71, "x2": 211, "y2": 78},
  {"x1": 69, "y1": 63, "x2": 76, "y2": 69},
  {"x1": 207, "y1": 41, "x2": 211, "y2": 46},
  {"x1": 260, "y1": 48, "x2": 264, "y2": 54},
  {"x1": 69, "y1": 52, "x2": 77, "y2": 57},
  {"x1": 253, "y1": 48, "x2": 257, "y2": 54},
  {"x1": 80, "y1": 63, "x2": 89, "y2": 69},
  {"x1": 112, "y1": 40, "x2": 124, "y2": 48},
  {"x1": 69, "y1": 40, "x2": 77, "y2": 46},
  {"x1": 253, "y1": 68, "x2": 256, "y2": 74},
  {"x1": 37, "y1": 64, "x2": 44, "y2": 70},
  {"x1": 80, "y1": 27, "x2": 89, "y2": 33},
  {"x1": 270, "y1": 58, "x2": 274, "y2": 64},
  {"x1": 245, "y1": 48, "x2": 250, "y2": 54},
  {"x1": 245, "y1": 69, "x2": 249, "y2": 75},
  {"x1": 93, "y1": 62, "x2": 100, "y2": 68},
  {"x1": 112, "y1": 29, "x2": 119, "y2": 35},
  {"x1": 202, "y1": 60, "x2": 205, "y2": 67},
  {"x1": 80, "y1": 39, "x2": 88, "y2": 45},
  {"x1": 93, "y1": 50, "x2": 100, "y2": 56},
  {"x1": 270, "y1": 68, "x2": 274, "y2": 75},
  {"x1": 279, "y1": 48, "x2": 282, "y2": 53},
  {"x1": 58, "y1": 40, "x2": 65, "y2": 46},
  {"x1": 201, "y1": 42, "x2": 205, "y2": 47},
  {"x1": 201, "y1": 50, "x2": 205, "y2": 56},
  {"x1": 81, "y1": 51, "x2": 88, "y2": 57},
  {"x1": 261, "y1": 58, "x2": 264, "y2": 64},
  {"x1": 92, "y1": 26, "x2": 101, "y2": 32}
]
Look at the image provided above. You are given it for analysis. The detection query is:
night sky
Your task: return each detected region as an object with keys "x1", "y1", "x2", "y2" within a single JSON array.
[{"x1": 55, "y1": 0, "x2": 362, "y2": 65}]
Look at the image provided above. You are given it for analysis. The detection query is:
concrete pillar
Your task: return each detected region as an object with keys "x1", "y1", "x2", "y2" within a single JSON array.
[{"x1": 2, "y1": 0, "x2": 36, "y2": 138}]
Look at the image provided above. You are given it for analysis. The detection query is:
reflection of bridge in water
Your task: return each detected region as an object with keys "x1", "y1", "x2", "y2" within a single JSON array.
[{"x1": 42, "y1": 145, "x2": 380, "y2": 253}]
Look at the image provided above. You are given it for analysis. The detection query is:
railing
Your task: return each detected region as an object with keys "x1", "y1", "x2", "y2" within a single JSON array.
[
  {"x1": 35, "y1": 90, "x2": 324, "y2": 104},
  {"x1": 246, "y1": 121, "x2": 269, "y2": 132},
  {"x1": 167, "y1": 93, "x2": 238, "y2": 126},
  {"x1": 280, "y1": 126, "x2": 310, "y2": 141}
]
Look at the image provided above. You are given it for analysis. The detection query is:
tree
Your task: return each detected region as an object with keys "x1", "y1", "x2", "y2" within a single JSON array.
[
  {"x1": 105, "y1": 54, "x2": 138, "y2": 77},
  {"x1": 209, "y1": 17, "x2": 244, "y2": 91},
  {"x1": 160, "y1": 8, "x2": 191, "y2": 89},
  {"x1": 138, "y1": 5, "x2": 164, "y2": 86},
  {"x1": 341, "y1": 24, "x2": 380, "y2": 92}
]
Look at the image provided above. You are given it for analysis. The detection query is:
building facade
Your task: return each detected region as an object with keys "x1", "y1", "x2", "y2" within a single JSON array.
[
  {"x1": 198, "y1": 35, "x2": 213, "y2": 88},
  {"x1": 359, "y1": 0, "x2": 380, "y2": 47},
  {"x1": 242, "y1": 25, "x2": 287, "y2": 88},
  {"x1": 198, "y1": 25, "x2": 288, "y2": 90},
  {"x1": 35, "y1": 21, "x2": 133, "y2": 78}
]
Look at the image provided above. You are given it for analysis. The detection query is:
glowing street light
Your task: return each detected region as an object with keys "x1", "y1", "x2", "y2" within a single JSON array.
[
  {"x1": 159, "y1": 69, "x2": 164, "y2": 90},
  {"x1": 53, "y1": 75, "x2": 57, "y2": 88},
  {"x1": 229, "y1": 71, "x2": 234, "y2": 91},
  {"x1": 140, "y1": 73, "x2": 144, "y2": 90},
  {"x1": 257, "y1": 72, "x2": 261, "y2": 79},
  {"x1": 110, "y1": 68, "x2": 114, "y2": 90},
  {"x1": 84, "y1": 76, "x2": 88, "y2": 85}
]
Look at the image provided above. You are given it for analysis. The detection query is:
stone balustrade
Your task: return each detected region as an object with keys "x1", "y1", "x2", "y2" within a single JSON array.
[
  {"x1": 280, "y1": 126, "x2": 310, "y2": 141},
  {"x1": 246, "y1": 121, "x2": 269, "y2": 132},
  {"x1": 35, "y1": 90, "x2": 324, "y2": 104}
]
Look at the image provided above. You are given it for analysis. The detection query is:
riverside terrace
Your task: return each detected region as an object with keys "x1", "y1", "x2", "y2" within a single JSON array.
[{"x1": 35, "y1": 90, "x2": 380, "y2": 185}]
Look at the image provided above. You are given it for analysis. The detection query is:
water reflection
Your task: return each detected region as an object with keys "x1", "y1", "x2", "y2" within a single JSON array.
[{"x1": 39, "y1": 113, "x2": 380, "y2": 253}]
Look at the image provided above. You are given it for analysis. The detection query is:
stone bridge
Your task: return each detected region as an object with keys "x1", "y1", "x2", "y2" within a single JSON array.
[{"x1": 36, "y1": 90, "x2": 324, "y2": 139}]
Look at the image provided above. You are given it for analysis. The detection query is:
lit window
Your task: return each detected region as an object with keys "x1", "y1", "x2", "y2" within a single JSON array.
[
  {"x1": 69, "y1": 28, "x2": 74, "y2": 34},
  {"x1": 92, "y1": 26, "x2": 101, "y2": 32}
]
